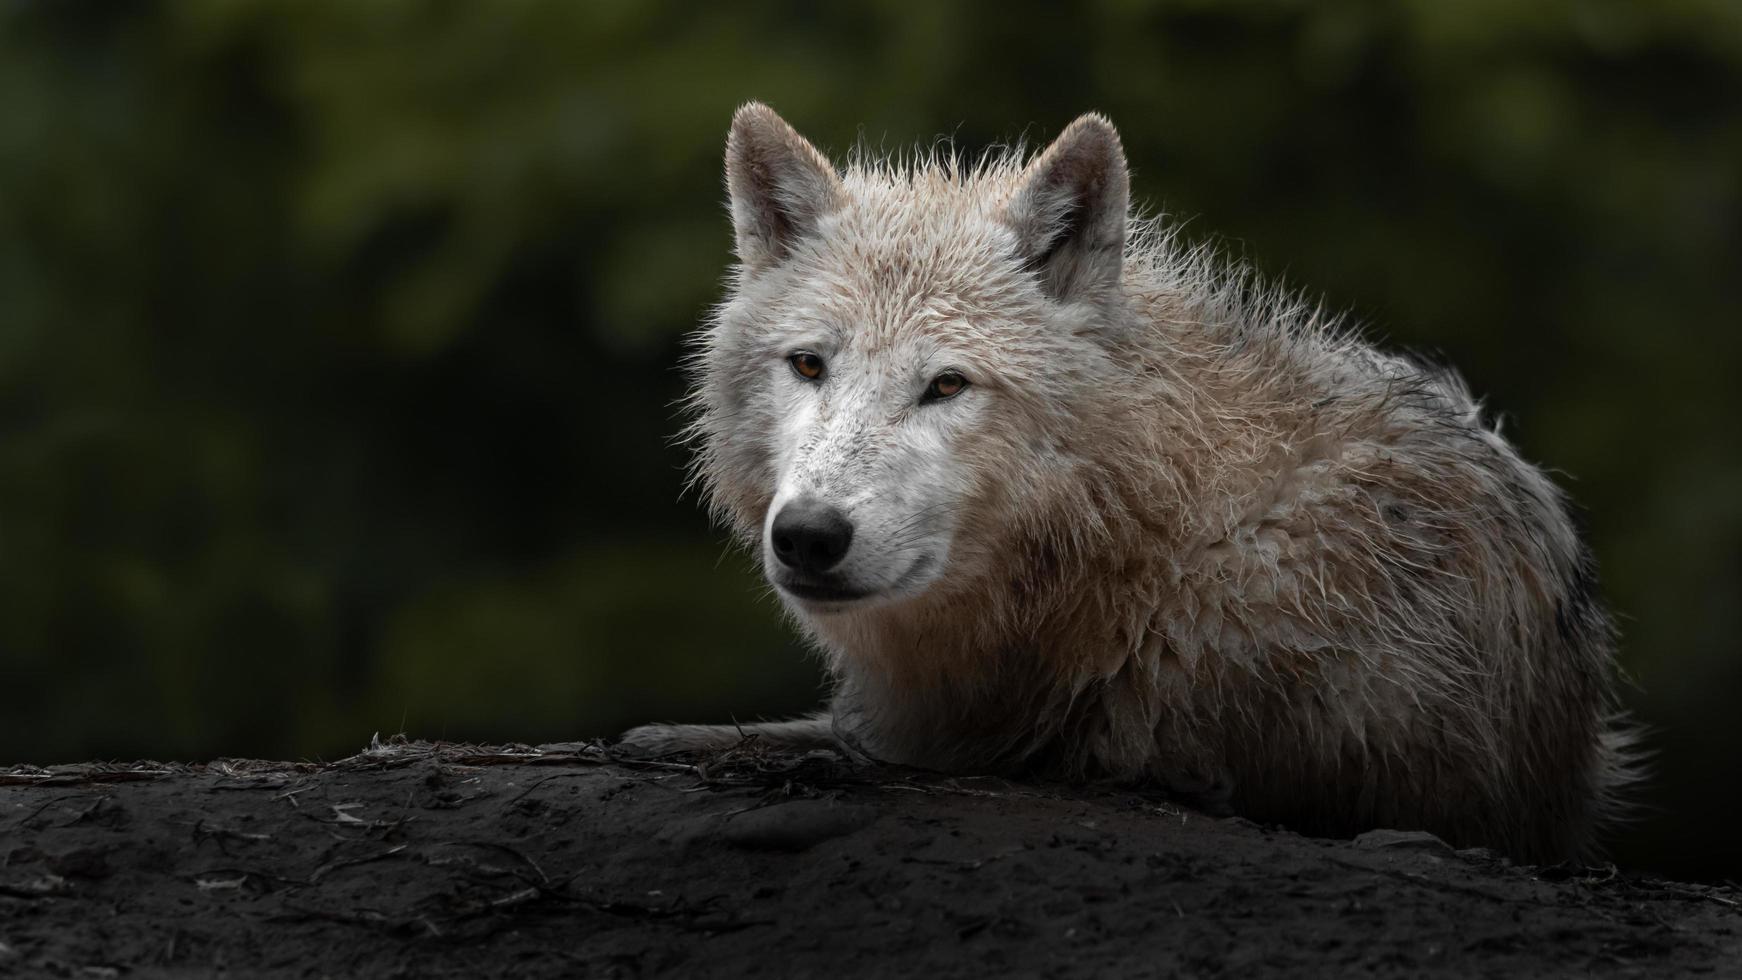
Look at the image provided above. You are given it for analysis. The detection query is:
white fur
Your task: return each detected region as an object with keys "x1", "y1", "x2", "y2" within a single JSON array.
[{"x1": 622, "y1": 104, "x2": 1640, "y2": 862}]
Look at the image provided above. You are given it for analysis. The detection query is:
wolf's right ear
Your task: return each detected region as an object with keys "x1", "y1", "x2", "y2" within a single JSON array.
[
  {"x1": 1003, "y1": 114, "x2": 1129, "y2": 302},
  {"x1": 726, "y1": 103, "x2": 845, "y2": 271}
]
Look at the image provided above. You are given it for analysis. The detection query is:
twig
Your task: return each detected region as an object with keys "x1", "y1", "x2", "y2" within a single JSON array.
[
  {"x1": 179, "y1": 867, "x2": 311, "y2": 889},
  {"x1": 311, "y1": 844, "x2": 410, "y2": 883},
  {"x1": 13, "y1": 793, "x2": 85, "y2": 830},
  {"x1": 451, "y1": 840, "x2": 552, "y2": 886}
]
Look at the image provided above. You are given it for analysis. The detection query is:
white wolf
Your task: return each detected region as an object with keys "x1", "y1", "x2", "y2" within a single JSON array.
[{"x1": 622, "y1": 103, "x2": 1637, "y2": 862}]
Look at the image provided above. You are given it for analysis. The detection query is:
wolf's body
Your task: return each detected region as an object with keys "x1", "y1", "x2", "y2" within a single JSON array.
[{"x1": 623, "y1": 105, "x2": 1637, "y2": 862}]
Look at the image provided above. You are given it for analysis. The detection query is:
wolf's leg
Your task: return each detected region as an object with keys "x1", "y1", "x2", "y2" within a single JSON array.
[{"x1": 616, "y1": 711, "x2": 836, "y2": 758}]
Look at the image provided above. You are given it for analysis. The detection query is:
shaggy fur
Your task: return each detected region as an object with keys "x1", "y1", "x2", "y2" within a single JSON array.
[{"x1": 622, "y1": 104, "x2": 1639, "y2": 862}]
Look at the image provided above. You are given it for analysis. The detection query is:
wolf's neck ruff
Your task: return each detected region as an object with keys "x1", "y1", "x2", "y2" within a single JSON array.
[{"x1": 623, "y1": 103, "x2": 1638, "y2": 865}]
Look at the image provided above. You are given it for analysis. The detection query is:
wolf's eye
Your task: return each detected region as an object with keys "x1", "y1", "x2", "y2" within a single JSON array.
[
  {"x1": 788, "y1": 352, "x2": 825, "y2": 381},
  {"x1": 923, "y1": 371, "x2": 969, "y2": 402}
]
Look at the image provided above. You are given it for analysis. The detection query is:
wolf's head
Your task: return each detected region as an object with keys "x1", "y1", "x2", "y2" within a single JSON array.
[{"x1": 689, "y1": 104, "x2": 1134, "y2": 619}]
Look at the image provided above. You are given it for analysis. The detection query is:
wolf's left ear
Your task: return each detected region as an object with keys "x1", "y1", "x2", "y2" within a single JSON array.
[
  {"x1": 726, "y1": 103, "x2": 846, "y2": 271},
  {"x1": 1003, "y1": 114, "x2": 1129, "y2": 302}
]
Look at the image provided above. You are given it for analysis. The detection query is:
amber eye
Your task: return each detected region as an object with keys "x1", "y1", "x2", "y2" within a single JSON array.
[
  {"x1": 788, "y1": 352, "x2": 825, "y2": 381},
  {"x1": 924, "y1": 371, "x2": 969, "y2": 402}
]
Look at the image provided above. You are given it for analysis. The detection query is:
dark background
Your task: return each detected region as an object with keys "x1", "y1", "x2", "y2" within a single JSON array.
[{"x1": 2, "y1": 1, "x2": 1737, "y2": 882}]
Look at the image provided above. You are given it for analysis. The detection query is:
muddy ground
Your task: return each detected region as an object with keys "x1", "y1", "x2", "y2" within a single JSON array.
[{"x1": 1, "y1": 739, "x2": 1735, "y2": 978}]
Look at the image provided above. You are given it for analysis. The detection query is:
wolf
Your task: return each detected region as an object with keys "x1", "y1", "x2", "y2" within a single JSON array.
[{"x1": 621, "y1": 103, "x2": 1638, "y2": 862}]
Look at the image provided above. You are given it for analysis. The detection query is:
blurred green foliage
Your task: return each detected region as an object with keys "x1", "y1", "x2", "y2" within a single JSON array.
[{"x1": 1, "y1": 0, "x2": 1737, "y2": 878}]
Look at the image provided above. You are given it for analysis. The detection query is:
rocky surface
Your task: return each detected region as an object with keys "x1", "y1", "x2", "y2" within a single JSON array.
[{"x1": 2, "y1": 739, "x2": 1735, "y2": 978}]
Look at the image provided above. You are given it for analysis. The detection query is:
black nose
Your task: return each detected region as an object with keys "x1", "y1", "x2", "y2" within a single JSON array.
[{"x1": 770, "y1": 500, "x2": 854, "y2": 574}]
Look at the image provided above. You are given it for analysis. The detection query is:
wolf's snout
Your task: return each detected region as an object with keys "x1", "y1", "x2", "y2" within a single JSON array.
[{"x1": 770, "y1": 500, "x2": 854, "y2": 574}]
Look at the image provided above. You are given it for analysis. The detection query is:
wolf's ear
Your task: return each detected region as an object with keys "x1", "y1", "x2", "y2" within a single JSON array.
[
  {"x1": 1003, "y1": 114, "x2": 1129, "y2": 301},
  {"x1": 726, "y1": 103, "x2": 845, "y2": 271}
]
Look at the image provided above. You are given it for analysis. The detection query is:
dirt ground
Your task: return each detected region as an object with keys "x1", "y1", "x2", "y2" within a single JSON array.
[{"x1": 1, "y1": 739, "x2": 1735, "y2": 978}]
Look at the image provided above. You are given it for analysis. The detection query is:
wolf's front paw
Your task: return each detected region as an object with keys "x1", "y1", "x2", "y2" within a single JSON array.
[{"x1": 613, "y1": 722, "x2": 744, "y2": 759}]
